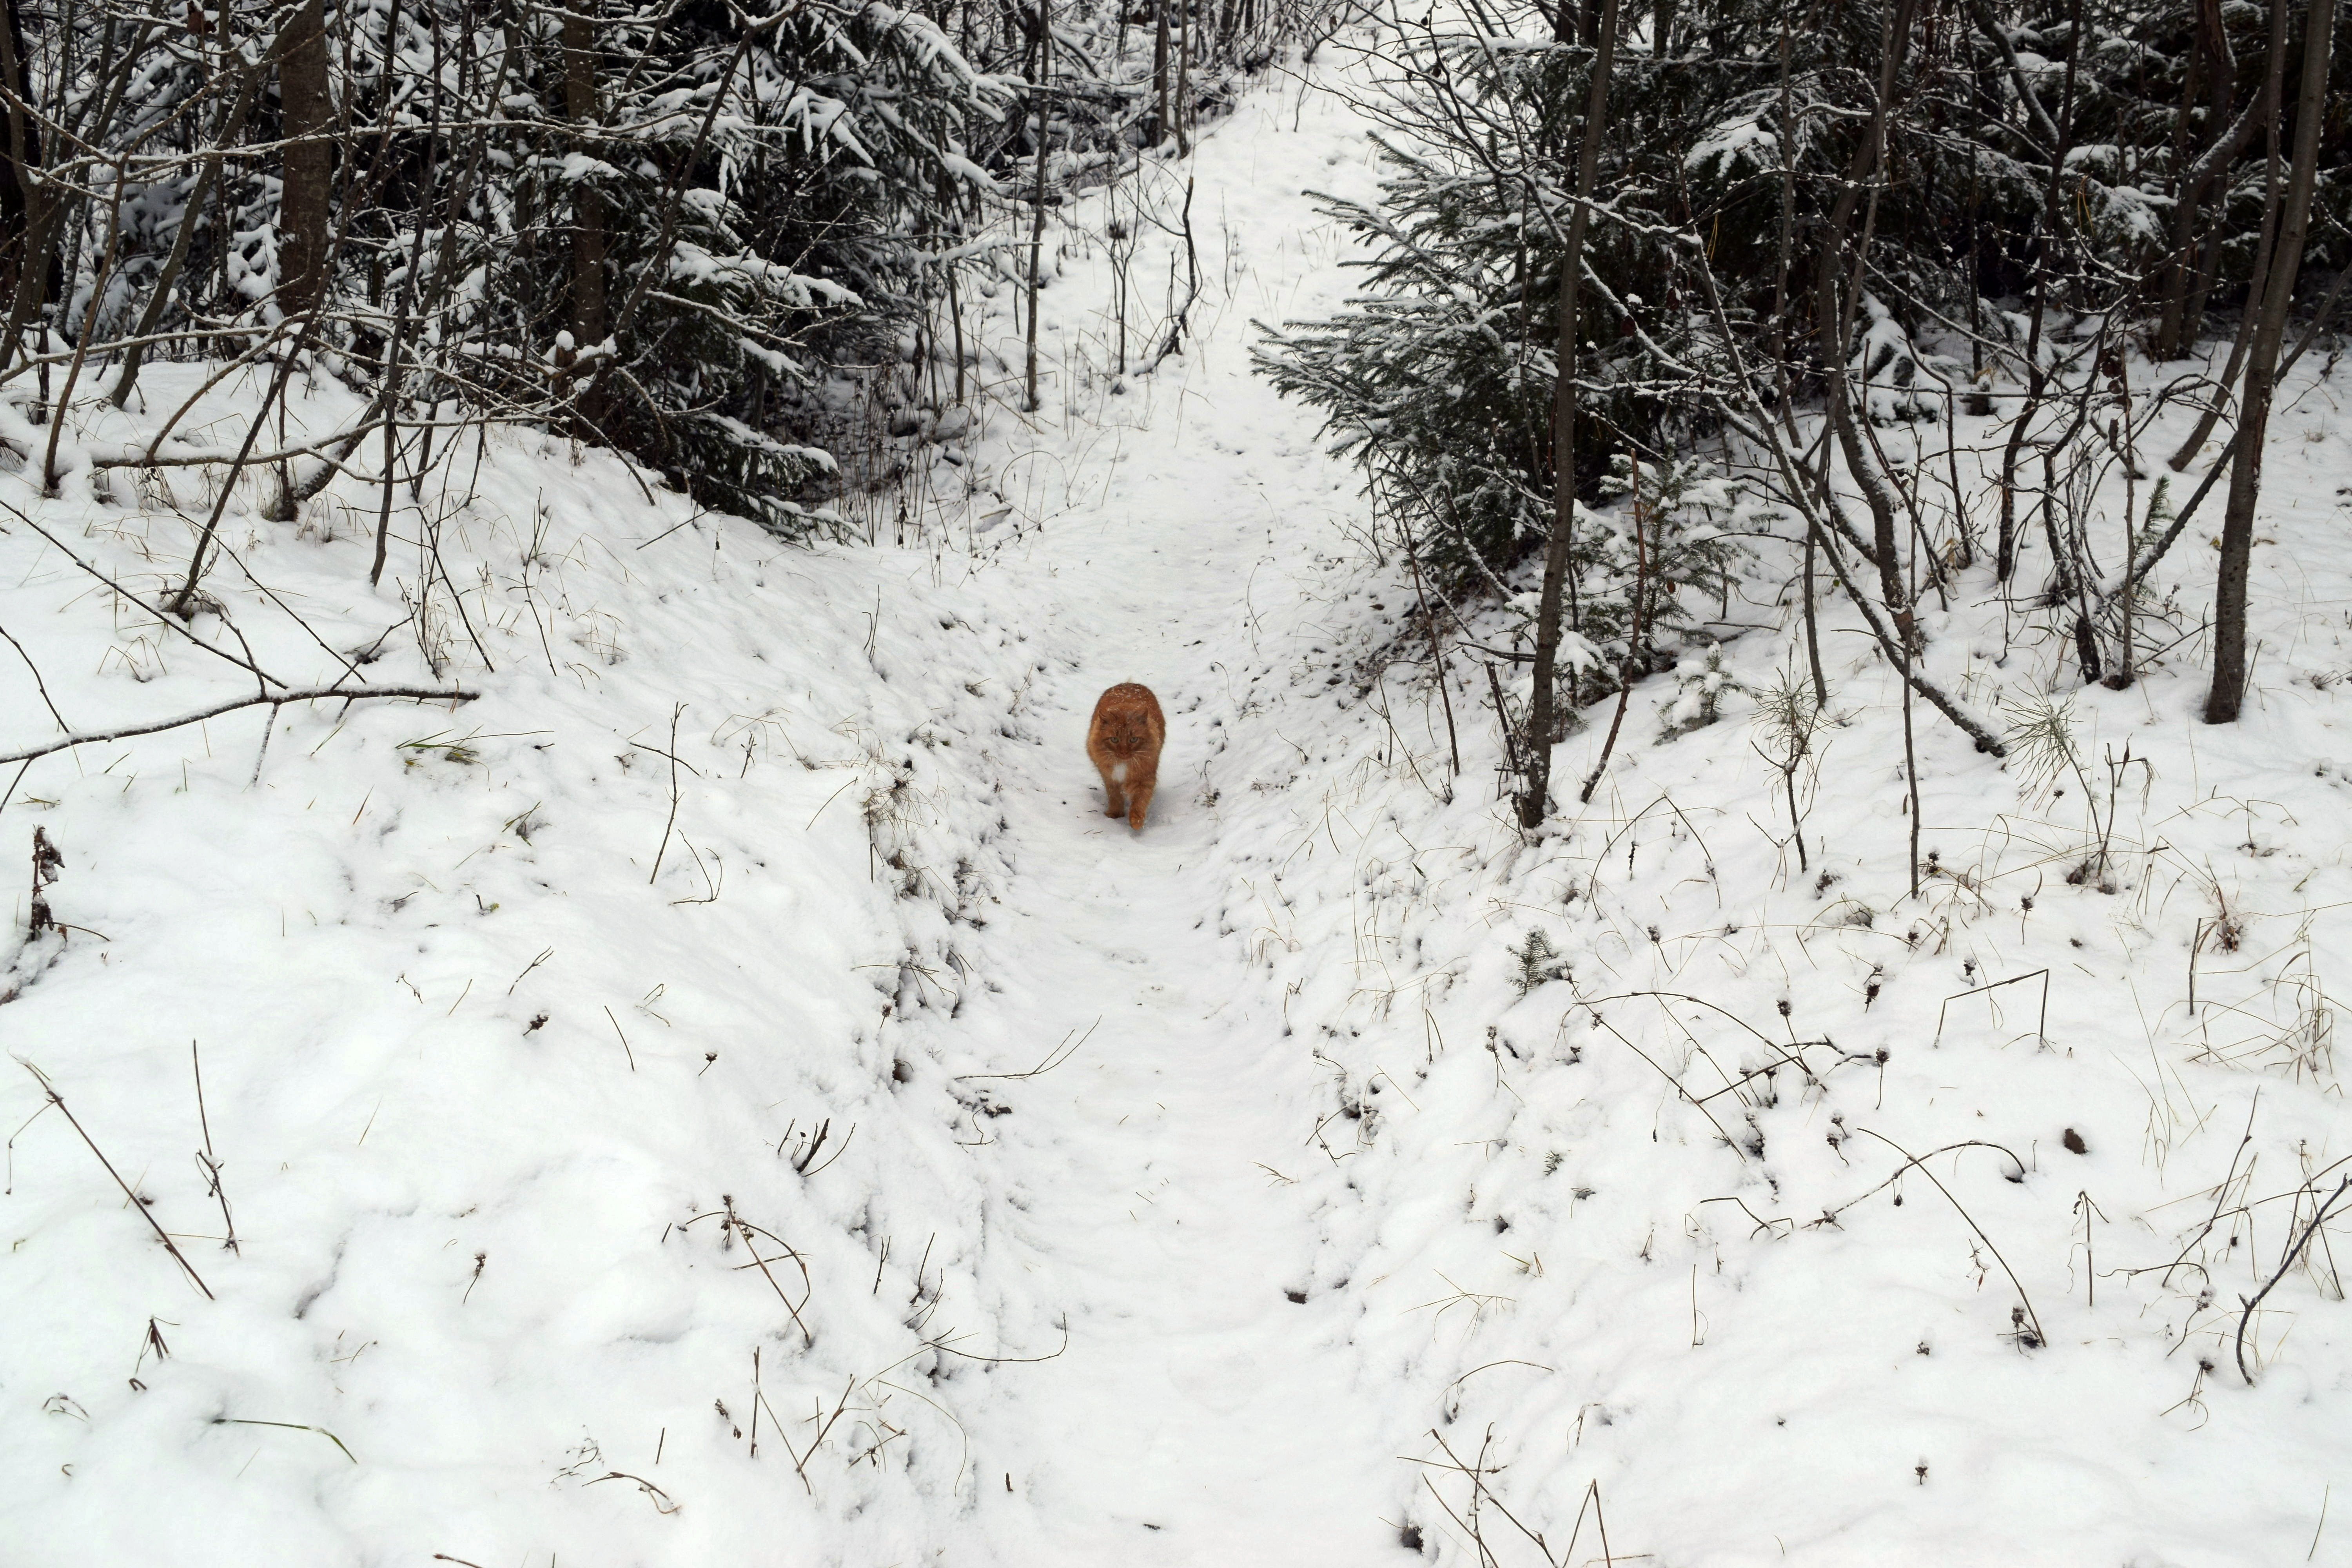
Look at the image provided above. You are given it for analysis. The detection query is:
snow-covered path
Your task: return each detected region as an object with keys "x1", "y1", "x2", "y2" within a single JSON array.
[
  {"x1": 878, "y1": 69, "x2": 1419, "y2": 1557},
  {"x1": 947, "y1": 530, "x2": 1399, "y2": 1561}
]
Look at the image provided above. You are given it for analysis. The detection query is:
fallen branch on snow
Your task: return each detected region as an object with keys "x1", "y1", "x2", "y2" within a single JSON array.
[{"x1": 0, "y1": 685, "x2": 479, "y2": 766}]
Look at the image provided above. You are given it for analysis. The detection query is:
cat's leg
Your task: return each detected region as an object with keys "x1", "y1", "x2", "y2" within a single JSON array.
[
  {"x1": 1127, "y1": 778, "x2": 1154, "y2": 832},
  {"x1": 1099, "y1": 764, "x2": 1126, "y2": 818}
]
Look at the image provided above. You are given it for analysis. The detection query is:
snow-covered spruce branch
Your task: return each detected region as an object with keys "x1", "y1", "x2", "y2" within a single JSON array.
[
  {"x1": 1573, "y1": 255, "x2": 1890, "y2": 572},
  {"x1": 0, "y1": 687, "x2": 481, "y2": 767}
]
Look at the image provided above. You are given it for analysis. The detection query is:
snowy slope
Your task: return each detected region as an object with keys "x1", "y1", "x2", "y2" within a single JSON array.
[{"x1": 4, "y1": 32, "x2": 2352, "y2": 1568}]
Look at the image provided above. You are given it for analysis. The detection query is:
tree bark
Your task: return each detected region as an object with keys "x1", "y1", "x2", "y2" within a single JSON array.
[
  {"x1": 2205, "y1": 0, "x2": 2333, "y2": 724},
  {"x1": 0, "y1": 0, "x2": 57, "y2": 376},
  {"x1": 563, "y1": 5, "x2": 607, "y2": 348},
  {"x1": 1152, "y1": 0, "x2": 1169, "y2": 144},
  {"x1": 1520, "y1": 0, "x2": 1619, "y2": 828},
  {"x1": 275, "y1": 0, "x2": 333, "y2": 321},
  {"x1": 1173, "y1": 0, "x2": 1190, "y2": 156},
  {"x1": 0, "y1": 0, "x2": 35, "y2": 310}
]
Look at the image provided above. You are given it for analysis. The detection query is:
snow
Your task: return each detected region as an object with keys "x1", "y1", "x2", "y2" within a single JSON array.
[{"x1": 5, "y1": 33, "x2": 2352, "y2": 1568}]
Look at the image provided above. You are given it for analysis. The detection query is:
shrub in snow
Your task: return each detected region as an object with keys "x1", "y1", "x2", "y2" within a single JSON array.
[
  {"x1": 1656, "y1": 644, "x2": 1748, "y2": 740},
  {"x1": 1849, "y1": 296, "x2": 1947, "y2": 425},
  {"x1": 1507, "y1": 927, "x2": 1569, "y2": 997}
]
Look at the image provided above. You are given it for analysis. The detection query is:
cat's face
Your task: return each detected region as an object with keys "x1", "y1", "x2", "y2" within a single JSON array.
[{"x1": 1099, "y1": 720, "x2": 1152, "y2": 755}]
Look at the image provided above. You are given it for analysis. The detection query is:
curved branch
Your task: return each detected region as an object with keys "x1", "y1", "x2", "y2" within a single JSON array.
[
  {"x1": 2235, "y1": 1175, "x2": 2352, "y2": 1385},
  {"x1": 1850, "y1": 1129, "x2": 2044, "y2": 1348}
]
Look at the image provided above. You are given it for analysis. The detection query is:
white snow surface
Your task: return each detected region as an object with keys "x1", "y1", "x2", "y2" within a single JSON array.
[{"x1": 5, "y1": 42, "x2": 2352, "y2": 1568}]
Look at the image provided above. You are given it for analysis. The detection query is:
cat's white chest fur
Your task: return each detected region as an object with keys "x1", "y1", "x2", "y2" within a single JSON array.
[{"x1": 1111, "y1": 762, "x2": 1129, "y2": 783}]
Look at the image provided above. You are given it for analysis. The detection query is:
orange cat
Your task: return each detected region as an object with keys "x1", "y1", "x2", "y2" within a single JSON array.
[{"x1": 1086, "y1": 682, "x2": 1166, "y2": 833}]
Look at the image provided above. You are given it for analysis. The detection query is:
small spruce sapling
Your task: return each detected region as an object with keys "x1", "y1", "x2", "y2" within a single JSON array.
[
  {"x1": 1657, "y1": 644, "x2": 1748, "y2": 740},
  {"x1": 1508, "y1": 927, "x2": 1568, "y2": 997}
]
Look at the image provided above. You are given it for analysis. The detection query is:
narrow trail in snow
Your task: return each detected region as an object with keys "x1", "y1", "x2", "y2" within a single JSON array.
[
  {"x1": 962, "y1": 581, "x2": 1398, "y2": 1563},
  {"x1": 909, "y1": 70, "x2": 1409, "y2": 1563}
]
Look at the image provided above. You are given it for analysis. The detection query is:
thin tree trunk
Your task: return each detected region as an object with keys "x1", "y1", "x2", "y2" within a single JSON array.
[
  {"x1": 2107, "y1": 363, "x2": 2139, "y2": 688},
  {"x1": 2116, "y1": 265, "x2": 2352, "y2": 595},
  {"x1": 1520, "y1": 0, "x2": 1619, "y2": 828},
  {"x1": 1024, "y1": 2, "x2": 1049, "y2": 412},
  {"x1": 0, "y1": 0, "x2": 35, "y2": 312},
  {"x1": 2156, "y1": 0, "x2": 2234, "y2": 358},
  {"x1": 1813, "y1": 0, "x2": 1915, "y2": 638},
  {"x1": 563, "y1": 5, "x2": 607, "y2": 348},
  {"x1": 1766, "y1": 15, "x2": 1802, "y2": 439},
  {"x1": 2181, "y1": 7, "x2": 2277, "y2": 353},
  {"x1": 276, "y1": 0, "x2": 333, "y2": 320},
  {"x1": 1802, "y1": 519, "x2": 1828, "y2": 709},
  {"x1": 0, "y1": 0, "x2": 57, "y2": 377},
  {"x1": 1993, "y1": 0, "x2": 2088, "y2": 583},
  {"x1": 2205, "y1": 0, "x2": 2333, "y2": 724},
  {"x1": 1174, "y1": 0, "x2": 1190, "y2": 156},
  {"x1": 2168, "y1": 0, "x2": 2289, "y2": 472},
  {"x1": 1153, "y1": 0, "x2": 1169, "y2": 144}
]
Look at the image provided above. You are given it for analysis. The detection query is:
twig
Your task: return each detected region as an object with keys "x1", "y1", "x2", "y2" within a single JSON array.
[
  {"x1": 1399, "y1": 521, "x2": 1461, "y2": 777},
  {"x1": 18, "y1": 1061, "x2": 212, "y2": 1298},
  {"x1": 710, "y1": 1201, "x2": 816, "y2": 1349},
  {"x1": 2236, "y1": 1175, "x2": 2352, "y2": 1385},
  {"x1": 602, "y1": 1006, "x2": 637, "y2": 1072},
  {"x1": 0, "y1": 621, "x2": 66, "y2": 731},
  {"x1": 923, "y1": 1320, "x2": 1070, "y2": 1363},
  {"x1": 1931, "y1": 969, "x2": 2051, "y2": 1050},
  {"x1": 1151, "y1": 176, "x2": 1200, "y2": 364},
  {"x1": 1851, "y1": 1129, "x2": 2042, "y2": 1348},
  {"x1": 1580, "y1": 468, "x2": 1650, "y2": 807},
  {"x1": 506, "y1": 947, "x2": 553, "y2": 995},
  {"x1": 799, "y1": 1122, "x2": 855, "y2": 1178},
  {"x1": 220, "y1": 1418, "x2": 355, "y2": 1462},
  {"x1": 954, "y1": 1018, "x2": 1100, "y2": 1080},
  {"x1": 583, "y1": 1470, "x2": 681, "y2": 1514},
  {"x1": 1, "y1": 504, "x2": 283, "y2": 687},
  {"x1": 749, "y1": 1346, "x2": 766, "y2": 1457},
  {"x1": 648, "y1": 701, "x2": 685, "y2": 885},
  {"x1": 191, "y1": 1040, "x2": 236, "y2": 1252},
  {"x1": 1569, "y1": 1000, "x2": 1745, "y2": 1155},
  {"x1": 791, "y1": 1376, "x2": 857, "y2": 1490},
  {"x1": 1485, "y1": 661, "x2": 1522, "y2": 782}
]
